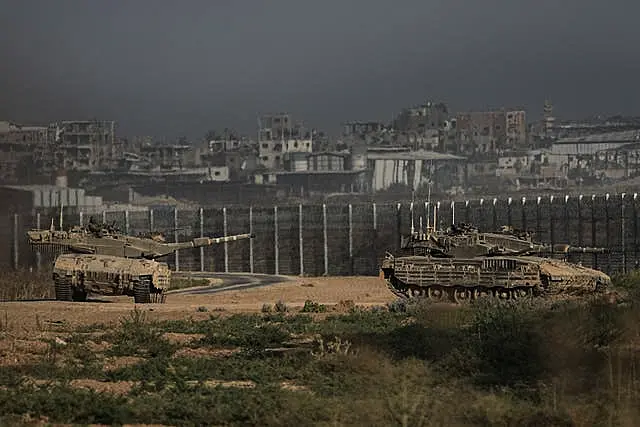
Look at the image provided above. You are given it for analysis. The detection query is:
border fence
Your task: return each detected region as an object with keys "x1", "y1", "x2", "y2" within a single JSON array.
[{"x1": 3, "y1": 192, "x2": 639, "y2": 277}]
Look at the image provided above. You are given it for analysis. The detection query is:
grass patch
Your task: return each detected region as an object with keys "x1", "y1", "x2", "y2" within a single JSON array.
[
  {"x1": 2, "y1": 272, "x2": 640, "y2": 425},
  {"x1": 0, "y1": 268, "x2": 53, "y2": 301}
]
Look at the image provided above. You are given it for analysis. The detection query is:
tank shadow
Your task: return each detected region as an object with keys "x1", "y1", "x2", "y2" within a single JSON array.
[{"x1": 0, "y1": 297, "x2": 115, "y2": 304}]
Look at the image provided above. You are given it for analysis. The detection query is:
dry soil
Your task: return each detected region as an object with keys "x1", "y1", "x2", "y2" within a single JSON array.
[{"x1": 0, "y1": 276, "x2": 396, "y2": 335}]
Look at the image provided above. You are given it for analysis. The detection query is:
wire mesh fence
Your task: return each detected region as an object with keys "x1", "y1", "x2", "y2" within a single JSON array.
[{"x1": 5, "y1": 192, "x2": 640, "y2": 277}]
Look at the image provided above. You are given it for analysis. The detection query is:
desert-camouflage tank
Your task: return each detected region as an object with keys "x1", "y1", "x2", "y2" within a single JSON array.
[
  {"x1": 28, "y1": 217, "x2": 255, "y2": 303},
  {"x1": 380, "y1": 223, "x2": 612, "y2": 303}
]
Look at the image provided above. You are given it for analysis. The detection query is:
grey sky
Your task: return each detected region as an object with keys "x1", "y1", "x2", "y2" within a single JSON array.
[{"x1": 1, "y1": 0, "x2": 639, "y2": 139}]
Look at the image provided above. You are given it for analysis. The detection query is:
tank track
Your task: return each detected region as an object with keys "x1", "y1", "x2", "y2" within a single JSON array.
[
  {"x1": 384, "y1": 274, "x2": 536, "y2": 304},
  {"x1": 53, "y1": 275, "x2": 88, "y2": 302},
  {"x1": 52, "y1": 273, "x2": 165, "y2": 304},
  {"x1": 134, "y1": 276, "x2": 166, "y2": 304}
]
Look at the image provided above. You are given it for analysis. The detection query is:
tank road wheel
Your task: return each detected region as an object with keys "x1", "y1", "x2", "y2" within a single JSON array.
[
  {"x1": 54, "y1": 280, "x2": 73, "y2": 302},
  {"x1": 133, "y1": 279, "x2": 151, "y2": 304},
  {"x1": 510, "y1": 288, "x2": 530, "y2": 299},
  {"x1": 453, "y1": 287, "x2": 471, "y2": 304},
  {"x1": 496, "y1": 288, "x2": 510, "y2": 300},
  {"x1": 409, "y1": 288, "x2": 424, "y2": 298},
  {"x1": 427, "y1": 286, "x2": 445, "y2": 302},
  {"x1": 473, "y1": 288, "x2": 493, "y2": 300}
]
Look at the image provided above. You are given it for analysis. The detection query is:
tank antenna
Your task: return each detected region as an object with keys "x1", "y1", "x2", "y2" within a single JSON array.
[
  {"x1": 426, "y1": 159, "x2": 433, "y2": 233},
  {"x1": 410, "y1": 187, "x2": 415, "y2": 235}
]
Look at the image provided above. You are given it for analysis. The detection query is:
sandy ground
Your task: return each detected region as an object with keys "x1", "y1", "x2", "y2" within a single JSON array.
[{"x1": 0, "y1": 276, "x2": 397, "y2": 335}]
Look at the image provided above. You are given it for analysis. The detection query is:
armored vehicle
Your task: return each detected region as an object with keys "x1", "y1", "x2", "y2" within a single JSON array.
[
  {"x1": 28, "y1": 218, "x2": 254, "y2": 303},
  {"x1": 380, "y1": 224, "x2": 612, "y2": 303}
]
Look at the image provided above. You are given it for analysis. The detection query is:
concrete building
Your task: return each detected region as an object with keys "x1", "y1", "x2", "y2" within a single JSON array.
[
  {"x1": 366, "y1": 148, "x2": 466, "y2": 192},
  {"x1": 549, "y1": 130, "x2": 640, "y2": 170},
  {"x1": 138, "y1": 142, "x2": 192, "y2": 169},
  {"x1": 0, "y1": 185, "x2": 103, "y2": 214},
  {"x1": 393, "y1": 101, "x2": 449, "y2": 132},
  {"x1": 257, "y1": 113, "x2": 313, "y2": 169},
  {"x1": 456, "y1": 109, "x2": 527, "y2": 154},
  {"x1": 0, "y1": 121, "x2": 50, "y2": 183},
  {"x1": 497, "y1": 151, "x2": 529, "y2": 177},
  {"x1": 53, "y1": 120, "x2": 117, "y2": 171},
  {"x1": 342, "y1": 121, "x2": 386, "y2": 137},
  {"x1": 505, "y1": 110, "x2": 527, "y2": 147},
  {"x1": 283, "y1": 152, "x2": 349, "y2": 172}
]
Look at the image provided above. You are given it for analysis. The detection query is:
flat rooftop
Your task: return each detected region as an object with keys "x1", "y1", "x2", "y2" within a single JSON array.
[{"x1": 555, "y1": 130, "x2": 640, "y2": 144}]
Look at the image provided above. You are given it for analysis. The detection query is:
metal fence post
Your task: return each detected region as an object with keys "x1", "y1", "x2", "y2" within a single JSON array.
[
  {"x1": 125, "y1": 210, "x2": 130, "y2": 235},
  {"x1": 149, "y1": 209, "x2": 154, "y2": 232},
  {"x1": 578, "y1": 195, "x2": 583, "y2": 247},
  {"x1": 174, "y1": 207, "x2": 179, "y2": 272},
  {"x1": 521, "y1": 197, "x2": 527, "y2": 231},
  {"x1": 564, "y1": 195, "x2": 569, "y2": 241},
  {"x1": 634, "y1": 193, "x2": 638, "y2": 269},
  {"x1": 372, "y1": 203, "x2": 377, "y2": 274},
  {"x1": 249, "y1": 206, "x2": 254, "y2": 274},
  {"x1": 199, "y1": 207, "x2": 204, "y2": 272},
  {"x1": 373, "y1": 203, "x2": 377, "y2": 231},
  {"x1": 465, "y1": 200, "x2": 470, "y2": 223},
  {"x1": 299, "y1": 204, "x2": 304, "y2": 276},
  {"x1": 605, "y1": 193, "x2": 611, "y2": 273},
  {"x1": 12, "y1": 213, "x2": 18, "y2": 270},
  {"x1": 622, "y1": 193, "x2": 626, "y2": 274},
  {"x1": 536, "y1": 196, "x2": 541, "y2": 237},
  {"x1": 323, "y1": 203, "x2": 328, "y2": 276},
  {"x1": 79, "y1": 211, "x2": 84, "y2": 227},
  {"x1": 348, "y1": 203, "x2": 353, "y2": 275},
  {"x1": 102, "y1": 210, "x2": 107, "y2": 224},
  {"x1": 492, "y1": 198, "x2": 497, "y2": 230},
  {"x1": 36, "y1": 212, "x2": 41, "y2": 271},
  {"x1": 507, "y1": 197, "x2": 512, "y2": 226},
  {"x1": 396, "y1": 203, "x2": 402, "y2": 248},
  {"x1": 223, "y1": 207, "x2": 229, "y2": 273},
  {"x1": 451, "y1": 200, "x2": 455, "y2": 225},
  {"x1": 549, "y1": 196, "x2": 555, "y2": 248},
  {"x1": 273, "y1": 206, "x2": 279, "y2": 275},
  {"x1": 591, "y1": 194, "x2": 597, "y2": 270}
]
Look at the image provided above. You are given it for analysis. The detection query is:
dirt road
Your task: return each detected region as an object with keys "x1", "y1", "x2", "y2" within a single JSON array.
[{"x1": 0, "y1": 276, "x2": 397, "y2": 335}]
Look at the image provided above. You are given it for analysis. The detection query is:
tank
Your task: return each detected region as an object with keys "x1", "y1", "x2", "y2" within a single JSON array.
[
  {"x1": 380, "y1": 223, "x2": 612, "y2": 303},
  {"x1": 27, "y1": 217, "x2": 255, "y2": 303}
]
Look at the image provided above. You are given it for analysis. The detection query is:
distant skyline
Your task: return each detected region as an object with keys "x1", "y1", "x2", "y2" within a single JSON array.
[{"x1": 1, "y1": 0, "x2": 639, "y2": 139}]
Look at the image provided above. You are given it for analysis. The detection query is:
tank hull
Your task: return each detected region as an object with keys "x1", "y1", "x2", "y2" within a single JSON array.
[
  {"x1": 52, "y1": 253, "x2": 171, "y2": 303},
  {"x1": 380, "y1": 254, "x2": 611, "y2": 303}
]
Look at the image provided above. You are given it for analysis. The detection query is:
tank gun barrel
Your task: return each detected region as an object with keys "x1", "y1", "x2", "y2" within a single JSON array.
[
  {"x1": 509, "y1": 243, "x2": 611, "y2": 256},
  {"x1": 561, "y1": 245, "x2": 610, "y2": 254},
  {"x1": 158, "y1": 233, "x2": 255, "y2": 257}
]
